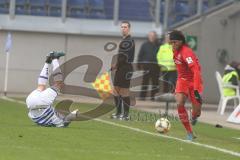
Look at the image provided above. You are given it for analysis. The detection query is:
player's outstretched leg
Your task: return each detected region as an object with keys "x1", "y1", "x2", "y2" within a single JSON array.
[
  {"x1": 49, "y1": 51, "x2": 65, "y2": 92},
  {"x1": 36, "y1": 55, "x2": 54, "y2": 91},
  {"x1": 49, "y1": 52, "x2": 78, "y2": 127},
  {"x1": 37, "y1": 51, "x2": 65, "y2": 91},
  {"x1": 176, "y1": 93, "x2": 195, "y2": 140},
  {"x1": 26, "y1": 56, "x2": 51, "y2": 110},
  {"x1": 63, "y1": 109, "x2": 79, "y2": 126}
]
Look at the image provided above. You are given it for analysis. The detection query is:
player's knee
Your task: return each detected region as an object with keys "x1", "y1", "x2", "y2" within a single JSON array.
[{"x1": 175, "y1": 94, "x2": 186, "y2": 106}]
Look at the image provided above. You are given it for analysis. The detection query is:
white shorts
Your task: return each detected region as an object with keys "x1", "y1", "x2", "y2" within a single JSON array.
[
  {"x1": 26, "y1": 88, "x2": 57, "y2": 109},
  {"x1": 26, "y1": 88, "x2": 68, "y2": 127}
]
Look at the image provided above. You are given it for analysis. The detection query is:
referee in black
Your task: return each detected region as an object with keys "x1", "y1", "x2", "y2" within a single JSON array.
[{"x1": 111, "y1": 21, "x2": 135, "y2": 120}]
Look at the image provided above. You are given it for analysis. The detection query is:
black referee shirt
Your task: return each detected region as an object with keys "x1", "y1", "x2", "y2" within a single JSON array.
[{"x1": 117, "y1": 35, "x2": 135, "y2": 65}]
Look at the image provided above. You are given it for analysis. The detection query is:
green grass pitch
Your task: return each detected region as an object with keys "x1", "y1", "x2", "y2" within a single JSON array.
[{"x1": 0, "y1": 98, "x2": 239, "y2": 160}]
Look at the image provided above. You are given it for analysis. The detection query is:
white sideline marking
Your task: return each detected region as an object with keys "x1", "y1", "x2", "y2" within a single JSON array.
[
  {"x1": 1, "y1": 96, "x2": 240, "y2": 157},
  {"x1": 1, "y1": 96, "x2": 26, "y2": 105},
  {"x1": 95, "y1": 118, "x2": 240, "y2": 157},
  {"x1": 233, "y1": 137, "x2": 240, "y2": 140}
]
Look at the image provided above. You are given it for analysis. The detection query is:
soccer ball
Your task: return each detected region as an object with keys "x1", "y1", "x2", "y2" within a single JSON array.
[{"x1": 155, "y1": 118, "x2": 171, "y2": 133}]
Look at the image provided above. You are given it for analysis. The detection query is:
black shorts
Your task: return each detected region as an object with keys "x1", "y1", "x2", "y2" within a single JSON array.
[{"x1": 113, "y1": 64, "x2": 133, "y2": 88}]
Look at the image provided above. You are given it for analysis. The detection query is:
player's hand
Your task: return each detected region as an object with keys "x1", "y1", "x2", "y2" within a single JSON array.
[{"x1": 194, "y1": 90, "x2": 202, "y2": 104}]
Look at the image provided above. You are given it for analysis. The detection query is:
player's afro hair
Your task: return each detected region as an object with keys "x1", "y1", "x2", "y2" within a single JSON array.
[{"x1": 169, "y1": 30, "x2": 186, "y2": 44}]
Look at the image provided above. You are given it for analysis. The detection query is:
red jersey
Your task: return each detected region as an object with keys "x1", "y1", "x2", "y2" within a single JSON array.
[{"x1": 173, "y1": 45, "x2": 203, "y2": 92}]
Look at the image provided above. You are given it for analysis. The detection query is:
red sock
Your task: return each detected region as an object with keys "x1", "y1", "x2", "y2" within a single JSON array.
[{"x1": 178, "y1": 105, "x2": 192, "y2": 133}]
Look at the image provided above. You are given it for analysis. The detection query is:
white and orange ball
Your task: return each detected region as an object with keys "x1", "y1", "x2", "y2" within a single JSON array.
[{"x1": 155, "y1": 118, "x2": 171, "y2": 133}]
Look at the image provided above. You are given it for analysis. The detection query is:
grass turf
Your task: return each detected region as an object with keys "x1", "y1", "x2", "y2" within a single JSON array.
[{"x1": 0, "y1": 98, "x2": 239, "y2": 160}]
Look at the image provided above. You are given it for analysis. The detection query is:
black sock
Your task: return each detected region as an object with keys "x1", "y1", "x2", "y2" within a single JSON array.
[
  {"x1": 122, "y1": 96, "x2": 130, "y2": 116},
  {"x1": 114, "y1": 96, "x2": 122, "y2": 115}
]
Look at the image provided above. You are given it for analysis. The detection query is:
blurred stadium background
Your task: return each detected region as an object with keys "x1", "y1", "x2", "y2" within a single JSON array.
[{"x1": 0, "y1": 0, "x2": 240, "y2": 103}]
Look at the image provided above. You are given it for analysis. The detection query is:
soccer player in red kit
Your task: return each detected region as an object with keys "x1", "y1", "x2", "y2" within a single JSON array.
[{"x1": 169, "y1": 30, "x2": 203, "y2": 141}]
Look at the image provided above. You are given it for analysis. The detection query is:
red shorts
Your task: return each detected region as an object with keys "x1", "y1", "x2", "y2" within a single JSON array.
[{"x1": 175, "y1": 78, "x2": 203, "y2": 105}]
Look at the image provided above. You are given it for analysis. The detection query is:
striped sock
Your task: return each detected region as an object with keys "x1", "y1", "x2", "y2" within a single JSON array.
[
  {"x1": 38, "y1": 63, "x2": 49, "y2": 85},
  {"x1": 52, "y1": 59, "x2": 60, "y2": 71},
  {"x1": 52, "y1": 59, "x2": 63, "y2": 82}
]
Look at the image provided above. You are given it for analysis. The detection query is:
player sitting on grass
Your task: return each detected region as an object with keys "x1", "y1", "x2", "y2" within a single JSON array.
[{"x1": 26, "y1": 51, "x2": 78, "y2": 127}]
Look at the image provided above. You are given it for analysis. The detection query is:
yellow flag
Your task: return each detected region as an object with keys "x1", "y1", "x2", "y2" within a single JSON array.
[{"x1": 92, "y1": 72, "x2": 112, "y2": 99}]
